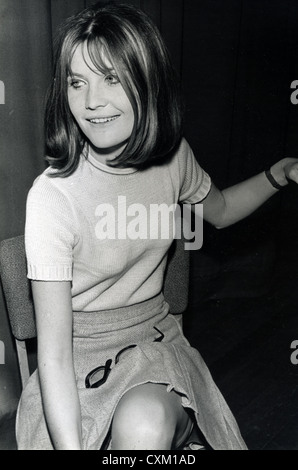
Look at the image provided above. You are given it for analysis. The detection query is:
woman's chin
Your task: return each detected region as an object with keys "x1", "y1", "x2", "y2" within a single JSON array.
[{"x1": 88, "y1": 141, "x2": 128, "y2": 161}]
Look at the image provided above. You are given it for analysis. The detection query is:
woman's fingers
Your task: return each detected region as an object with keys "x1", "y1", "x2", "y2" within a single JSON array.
[{"x1": 285, "y1": 160, "x2": 298, "y2": 184}]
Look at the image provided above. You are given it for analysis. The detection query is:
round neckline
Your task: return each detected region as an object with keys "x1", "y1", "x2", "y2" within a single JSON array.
[{"x1": 87, "y1": 151, "x2": 138, "y2": 175}]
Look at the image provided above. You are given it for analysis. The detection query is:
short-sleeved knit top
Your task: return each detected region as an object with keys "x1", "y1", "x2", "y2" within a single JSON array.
[{"x1": 25, "y1": 138, "x2": 211, "y2": 312}]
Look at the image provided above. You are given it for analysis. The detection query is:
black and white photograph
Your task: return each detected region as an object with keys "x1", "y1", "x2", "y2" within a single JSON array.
[{"x1": 1, "y1": 0, "x2": 298, "y2": 453}]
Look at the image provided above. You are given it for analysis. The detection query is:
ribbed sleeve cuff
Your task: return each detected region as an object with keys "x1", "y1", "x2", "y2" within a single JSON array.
[
  {"x1": 199, "y1": 170, "x2": 212, "y2": 199},
  {"x1": 186, "y1": 170, "x2": 211, "y2": 204},
  {"x1": 27, "y1": 264, "x2": 73, "y2": 281}
]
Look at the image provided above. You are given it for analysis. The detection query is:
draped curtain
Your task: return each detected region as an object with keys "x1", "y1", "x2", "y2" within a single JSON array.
[{"x1": 1, "y1": 0, "x2": 298, "y2": 417}]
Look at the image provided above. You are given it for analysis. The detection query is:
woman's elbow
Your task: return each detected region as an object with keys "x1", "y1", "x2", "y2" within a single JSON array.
[{"x1": 205, "y1": 215, "x2": 228, "y2": 230}]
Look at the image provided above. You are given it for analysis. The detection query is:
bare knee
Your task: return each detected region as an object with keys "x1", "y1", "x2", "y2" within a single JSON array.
[{"x1": 111, "y1": 384, "x2": 177, "y2": 450}]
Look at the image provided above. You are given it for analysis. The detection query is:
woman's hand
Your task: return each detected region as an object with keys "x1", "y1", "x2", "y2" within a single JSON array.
[{"x1": 271, "y1": 158, "x2": 298, "y2": 186}]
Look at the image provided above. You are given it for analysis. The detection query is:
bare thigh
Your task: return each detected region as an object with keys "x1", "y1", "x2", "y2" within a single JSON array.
[{"x1": 111, "y1": 383, "x2": 193, "y2": 450}]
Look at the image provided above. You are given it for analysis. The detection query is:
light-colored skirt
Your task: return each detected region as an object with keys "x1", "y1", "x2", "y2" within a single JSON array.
[{"x1": 16, "y1": 292, "x2": 247, "y2": 450}]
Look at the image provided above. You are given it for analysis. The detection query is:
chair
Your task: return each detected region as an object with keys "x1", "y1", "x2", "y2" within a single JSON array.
[
  {"x1": 0, "y1": 236, "x2": 36, "y2": 388},
  {"x1": 0, "y1": 234, "x2": 189, "y2": 390}
]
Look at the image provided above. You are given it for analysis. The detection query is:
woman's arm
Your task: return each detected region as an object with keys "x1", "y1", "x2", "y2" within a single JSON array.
[
  {"x1": 32, "y1": 280, "x2": 83, "y2": 450},
  {"x1": 202, "y1": 157, "x2": 298, "y2": 228}
]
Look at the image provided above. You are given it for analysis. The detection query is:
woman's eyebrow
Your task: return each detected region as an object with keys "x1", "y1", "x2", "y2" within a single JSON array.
[
  {"x1": 68, "y1": 72, "x2": 86, "y2": 78},
  {"x1": 69, "y1": 68, "x2": 117, "y2": 77}
]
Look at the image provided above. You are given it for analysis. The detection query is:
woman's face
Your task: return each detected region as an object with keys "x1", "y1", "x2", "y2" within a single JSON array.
[{"x1": 67, "y1": 42, "x2": 134, "y2": 164}]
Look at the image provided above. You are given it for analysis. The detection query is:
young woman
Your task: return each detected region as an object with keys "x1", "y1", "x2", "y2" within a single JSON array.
[{"x1": 16, "y1": 2, "x2": 298, "y2": 450}]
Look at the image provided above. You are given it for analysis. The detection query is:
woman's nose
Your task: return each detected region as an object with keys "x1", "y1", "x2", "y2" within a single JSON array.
[{"x1": 85, "y1": 82, "x2": 108, "y2": 110}]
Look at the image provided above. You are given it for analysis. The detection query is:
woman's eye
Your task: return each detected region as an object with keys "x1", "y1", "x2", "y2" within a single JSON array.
[
  {"x1": 105, "y1": 74, "x2": 120, "y2": 85},
  {"x1": 69, "y1": 79, "x2": 85, "y2": 89}
]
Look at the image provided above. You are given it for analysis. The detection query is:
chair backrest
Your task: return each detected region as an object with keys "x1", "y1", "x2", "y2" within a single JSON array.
[
  {"x1": 163, "y1": 237, "x2": 190, "y2": 314},
  {"x1": 0, "y1": 236, "x2": 36, "y2": 388},
  {"x1": 0, "y1": 234, "x2": 189, "y2": 388},
  {"x1": 0, "y1": 236, "x2": 36, "y2": 340}
]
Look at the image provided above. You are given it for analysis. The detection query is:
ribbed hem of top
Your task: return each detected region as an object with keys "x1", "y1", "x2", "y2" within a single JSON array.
[{"x1": 27, "y1": 264, "x2": 73, "y2": 281}]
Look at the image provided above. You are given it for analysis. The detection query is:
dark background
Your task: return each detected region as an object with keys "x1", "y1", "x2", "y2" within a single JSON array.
[{"x1": 1, "y1": 0, "x2": 298, "y2": 449}]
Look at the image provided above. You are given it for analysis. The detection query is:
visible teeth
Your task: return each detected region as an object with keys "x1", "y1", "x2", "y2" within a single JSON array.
[{"x1": 89, "y1": 116, "x2": 118, "y2": 124}]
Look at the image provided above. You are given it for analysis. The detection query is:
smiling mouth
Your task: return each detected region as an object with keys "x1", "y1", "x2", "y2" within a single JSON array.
[{"x1": 87, "y1": 115, "x2": 120, "y2": 124}]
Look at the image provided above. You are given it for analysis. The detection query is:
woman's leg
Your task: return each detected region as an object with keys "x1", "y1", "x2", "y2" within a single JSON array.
[{"x1": 111, "y1": 383, "x2": 193, "y2": 450}]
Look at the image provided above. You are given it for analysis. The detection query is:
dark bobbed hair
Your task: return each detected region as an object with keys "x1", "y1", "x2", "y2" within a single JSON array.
[{"x1": 45, "y1": 2, "x2": 183, "y2": 176}]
